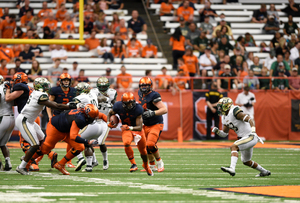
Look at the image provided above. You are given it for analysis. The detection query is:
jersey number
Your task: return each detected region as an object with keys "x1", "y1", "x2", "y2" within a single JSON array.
[
  {"x1": 123, "y1": 117, "x2": 131, "y2": 126},
  {"x1": 142, "y1": 103, "x2": 147, "y2": 110},
  {"x1": 63, "y1": 98, "x2": 69, "y2": 104},
  {"x1": 27, "y1": 95, "x2": 32, "y2": 104},
  {"x1": 228, "y1": 122, "x2": 238, "y2": 131},
  {"x1": 91, "y1": 99, "x2": 97, "y2": 106}
]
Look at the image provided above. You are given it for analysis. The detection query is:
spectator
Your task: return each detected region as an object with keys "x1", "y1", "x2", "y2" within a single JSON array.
[
  {"x1": 270, "y1": 54, "x2": 291, "y2": 77},
  {"x1": 29, "y1": 44, "x2": 43, "y2": 58},
  {"x1": 243, "y1": 70, "x2": 259, "y2": 90},
  {"x1": 97, "y1": 0, "x2": 108, "y2": 11},
  {"x1": 107, "y1": 0, "x2": 124, "y2": 10},
  {"x1": 84, "y1": 17, "x2": 94, "y2": 35},
  {"x1": 186, "y1": 22, "x2": 201, "y2": 47},
  {"x1": 199, "y1": 1, "x2": 218, "y2": 23},
  {"x1": 38, "y1": 1, "x2": 53, "y2": 21},
  {"x1": 250, "y1": 56, "x2": 262, "y2": 76},
  {"x1": 244, "y1": 33, "x2": 257, "y2": 47},
  {"x1": 246, "y1": 52, "x2": 254, "y2": 68},
  {"x1": 288, "y1": 34, "x2": 297, "y2": 49},
  {"x1": 142, "y1": 39, "x2": 157, "y2": 58},
  {"x1": 262, "y1": 50, "x2": 277, "y2": 70},
  {"x1": 84, "y1": 4, "x2": 94, "y2": 22},
  {"x1": 183, "y1": 47, "x2": 199, "y2": 76},
  {"x1": 102, "y1": 68, "x2": 115, "y2": 89},
  {"x1": 43, "y1": 26, "x2": 54, "y2": 39},
  {"x1": 110, "y1": 32, "x2": 125, "y2": 48},
  {"x1": 200, "y1": 16, "x2": 214, "y2": 35},
  {"x1": 0, "y1": 14, "x2": 16, "y2": 38},
  {"x1": 0, "y1": 44, "x2": 14, "y2": 64},
  {"x1": 51, "y1": 45, "x2": 67, "y2": 62},
  {"x1": 213, "y1": 54, "x2": 230, "y2": 75},
  {"x1": 43, "y1": 12, "x2": 58, "y2": 33},
  {"x1": 64, "y1": 35, "x2": 79, "y2": 52},
  {"x1": 0, "y1": 59, "x2": 8, "y2": 76},
  {"x1": 212, "y1": 19, "x2": 234, "y2": 41},
  {"x1": 27, "y1": 60, "x2": 42, "y2": 82},
  {"x1": 19, "y1": 44, "x2": 35, "y2": 64},
  {"x1": 289, "y1": 67, "x2": 300, "y2": 90},
  {"x1": 267, "y1": 4, "x2": 279, "y2": 22},
  {"x1": 210, "y1": 41, "x2": 219, "y2": 61},
  {"x1": 217, "y1": 13, "x2": 231, "y2": 27},
  {"x1": 116, "y1": 65, "x2": 132, "y2": 91},
  {"x1": 23, "y1": 29, "x2": 34, "y2": 39},
  {"x1": 283, "y1": 15, "x2": 299, "y2": 36},
  {"x1": 217, "y1": 64, "x2": 238, "y2": 91},
  {"x1": 218, "y1": 36, "x2": 233, "y2": 55},
  {"x1": 6, "y1": 68, "x2": 16, "y2": 82},
  {"x1": 177, "y1": 0, "x2": 194, "y2": 23},
  {"x1": 270, "y1": 32, "x2": 282, "y2": 48},
  {"x1": 199, "y1": 47, "x2": 217, "y2": 88},
  {"x1": 290, "y1": 41, "x2": 300, "y2": 63},
  {"x1": 110, "y1": 12, "x2": 120, "y2": 34},
  {"x1": 61, "y1": 13, "x2": 75, "y2": 34},
  {"x1": 173, "y1": 69, "x2": 189, "y2": 91},
  {"x1": 235, "y1": 85, "x2": 256, "y2": 119},
  {"x1": 259, "y1": 68, "x2": 270, "y2": 90},
  {"x1": 56, "y1": 3, "x2": 67, "y2": 22},
  {"x1": 15, "y1": 27, "x2": 26, "y2": 39},
  {"x1": 193, "y1": 31, "x2": 209, "y2": 56},
  {"x1": 19, "y1": 0, "x2": 34, "y2": 18},
  {"x1": 1, "y1": 8, "x2": 9, "y2": 21},
  {"x1": 97, "y1": 38, "x2": 114, "y2": 63},
  {"x1": 178, "y1": 0, "x2": 196, "y2": 10},
  {"x1": 273, "y1": 69, "x2": 289, "y2": 91},
  {"x1": 274, "y1": 37, "x2": 288, "y2": 56},
  {"x1": 263, "y1": 15, "x2": 280, "y2": 34},
  {"x1": 55, "y1": 0, "x2": 66, "y2": 9},
  {"x1": 279, "y1": 0, "x2": 300, "y2": 17},
  {"x1": 239, "y1": 61, "x2": 249, "y2": 81},
  {"x1": 20, "y1": 10, "x2": 33, "y2": 28},
  {"x1": 74, "y1": 69, "x2": 90, "y2": 86},
  {"x1": 115, "y1": 19, "x2": 128, "y2": 40},
  {"x1": 14, "y1": 58, "x2": 25, "y2": 73},
  {"x1": 85, "y1": 30, "x2": 100, "y2": 56},
  {"x1": 169, "y1": 27, "x2": 186, "y2": 70},
  {"x1": 232, "y1": 55, "x2": 243, "y2": 76},
  {"x1": 155, "y1": 66, "x2": 173, "y2": 89},
  {"x1": 69, "y1": 61, "x2": 80, "y2": 78},
  {"x1": 230, "y1": 47, "x2": 245, "y2": 67},
  {"x1": 251, "y1": 4, "x2": 267, "y2": 23},
  {"x1": 178, "y1": 57, "x2": 189, "y2": 75},
  {"x1": 284, "y1": 51, "x2": 293, "y2": 68},
  {"x1": 111, "y1": 39, "x2": 126, "y2": 63},
  {"x1": 47, "y1": 58, "x2": 63, "y2": 86},
  {"x1": 27, "y1": 16, "x2": 39, "y2": 31},
  {"x1": 94, "y1": 12, "x2": 110, "y2": 34},
  {"x1": 127, "y1": 38, "x2": 141, "y2": 58},
  {"x1": 160, "y1": 0, "x2": 175, "y2": 16},
  {"x1": 177, "y1": 17, "x2": 189, "y2": 38},
  {"x1": 127, "y1": 10, "x2": 147, "y2": 34}
]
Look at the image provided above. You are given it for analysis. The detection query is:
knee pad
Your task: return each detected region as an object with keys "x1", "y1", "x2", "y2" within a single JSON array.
[{"x1": 147, "y1": 145, "x2": 158, "y2": 154}]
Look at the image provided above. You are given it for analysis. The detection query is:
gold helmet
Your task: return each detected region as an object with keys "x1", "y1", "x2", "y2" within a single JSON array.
[
  {"x1": 97, "y1": 77, "x2": 110, "y2": 93},
  {"x1": 33, "y1": 77, "x2": 51, "y2": 93},
  {"x1": 217, "y1": 97, "x2": 233, "y2": 115},
  {"x1": 75, "y1": 82, "x2": 90, "y2": 96}
]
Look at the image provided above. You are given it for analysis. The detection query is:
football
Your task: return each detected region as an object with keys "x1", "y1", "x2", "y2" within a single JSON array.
[{"x1": 110, "y1": 115, "x2": 119, "y2": 125}]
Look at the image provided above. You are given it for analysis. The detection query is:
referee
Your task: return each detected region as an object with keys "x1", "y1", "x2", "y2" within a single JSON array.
[{"x1": 205, "y1": 81, "x2": 223, "y2": 140}]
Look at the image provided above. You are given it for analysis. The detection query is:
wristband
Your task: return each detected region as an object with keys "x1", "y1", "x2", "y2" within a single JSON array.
[
  {"x1": 129, "y1": 126, "x2": 133, "y2": 131},
  {"x1": 251, "y1": 126, "x2": 256, "y2": 133}
]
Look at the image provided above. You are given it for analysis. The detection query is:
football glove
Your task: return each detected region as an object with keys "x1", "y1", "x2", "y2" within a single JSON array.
[
  {"x1": 68, "y1": 102, "x2": 78, "y2": 109},
  {"x1": 143, "y1": 110, "x2": 155, "y2": 119},
  {"x1": 4, "y1": 81, "x2": 11, "y2": 90},
  {"x1": 107, "y1": 121, "x2": 117, "y2": 128},
  {"x1": 212, "y1": 127, "x2": 219, "y2": 133}
]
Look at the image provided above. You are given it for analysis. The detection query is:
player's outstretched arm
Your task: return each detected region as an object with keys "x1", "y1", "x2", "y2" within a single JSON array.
[
  {"x1": 153, "y1": 101, "x2": 168, "y2": 116},
  {"x1": 39, "y1": 100, "x2": 74, "y2": 110},
  {"x1": 236, "y1": 112, "x2": 255, "y2": 128},
  {"x1": 212, "y1": 125, "x2": 229, "y2": 137}
]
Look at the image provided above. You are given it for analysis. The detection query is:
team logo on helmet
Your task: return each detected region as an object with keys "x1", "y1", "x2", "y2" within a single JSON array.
[
  {"x1": 121, "y1": 92, "x2": 136, "y2": 111},
  {"x1": 13, "y1": 72, "x2": 28, "y2": 84},
  {"x1": 84, "y1": 104, "x2": 99, "y2": 119},
  {"x1": 59, "y1": 73, "x2": 72, "y2": 88},
  {"x1": 33, "y1": 77, "x2": 51, "y2": 93},
  {"x1": 97, "y1": 77, "x2": 110, "y2": 93},
  {"x1": 139, "y1": 77, "x2": 153, "y2": 94},
  {"x1": 75, "y1": 82, "x2": 90, "y2": 96},
  {"x1": 217, "y1": 97, "x2": 233, "y2": 116}
]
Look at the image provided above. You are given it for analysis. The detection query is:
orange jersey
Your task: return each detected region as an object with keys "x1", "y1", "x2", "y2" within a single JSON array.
[
  {"x1": 117, "y1": 73, "x2": 132, "y2": 88},
  {"x1": 118, "y1": 27, "x2": 128, "y2": 40},
  {"x1": 0, "y1": 47, "x2": 14, "y2": 63},
  {"x1": 111, "y1": 47, "x2": 126, "y2": 58},
  {"x1": 14, "y1": 32, "x2": 26, "y2": 39},
  {"x1": 84, "y1": 11, "x2": 94, "y2": 22},
  {"x1": 127, "y1": 44, "x2": 140, "y2": 57},
  {"x1": 160, "y1": 2, "x2": 175, "y2": 16},
  {"x1": 64, "y1": 44, "x2": 79, "y2": 52},
  {"x1": 155, "y1": 74, "x2": 173, "y2": 88},
  {"x1": 43, "y1": 18, "x2": 57, "y2": 31},
  {"x1": 183, "y1": 55, "x2": 198, "y2": 74},
  {"x1": 56, "y1": 10, "x2": 67, "y2": 21},
  {"x1": 38, "y1": 9, "x2": 53, "y2": 20},
  {"x1": 111, "y1": 22, "x2": 120, "y2": 33},
  {"x1": 0, "y1": 67, "x2": 8, "y2": 76},
  {"x1": 0, "y1": 8, "x2": 3, "y2": 18},
  {"x1": 127, "y1": 40, "x2": 143, "y2": 49},
  {"x1": 177, "y1": 6, "x2": 194, "y2": 21},
  {"x1": 179, "y1": 64, "x2": 189, "y2": 75},
  {"x1": 56, "y1": 0, "x2": 65, "y2": 9},
  {"x1": 85, "y1": 38, "x2": 100, "y2": 50},
  {"x1": 0, "y1": 20, "x2": 16, "y2": 38},
  {"x1": 174, "y1": 77, "x2": 188, "y2": 90},
  {"x1": 142, "y1": 45, "x2": 157, "y2": 57},
  {"x1": 20, "y1": 15, "x2": 33, "y2": 26},
  {"x1": 12, "y1": 44, "x2": 23, "y2": 57},
  {"x1": 61, "y1": 20, "x2": 75, "y2": 32},
  {"x1": 170, "y1": 36, "x2": 185, "y2": 51}
]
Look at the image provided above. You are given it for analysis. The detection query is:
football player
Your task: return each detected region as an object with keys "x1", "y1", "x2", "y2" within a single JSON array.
[
  {"x1": 46, "y1": 73, "x2": 77, "y2": 168},
  {"x1": 15, "y1": 77, "x2": 76, "y2": 175},
  {"x1": 108, "y1": 92, "x2": 153, "y2": 176},
  {"x1": 212, "y1": 97, "x2": 271, "y2": 177},
  {"x1": 138, "y1": 77, "x2": 167, "y2": 172},
  {"x1": 0, "y1": 75, "x2": 14, "y2": 171}
]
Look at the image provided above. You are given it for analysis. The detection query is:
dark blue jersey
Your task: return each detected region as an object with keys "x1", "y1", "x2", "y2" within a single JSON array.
[
  {"x1": 12, "y1": 83, "x2": 30, "y2": 113},
  {"x1": 51, "y1": 109, "x2": 88, "y2": 133},
  {"x1": 138, "y1": 90, "x2": 163, "y2": 126},
  {"x1": 113, "y1": 101, "x2": 143, "y2": 127},
  {"x1": 49, "y1": 86, "x2": 76, "y2": 116}
]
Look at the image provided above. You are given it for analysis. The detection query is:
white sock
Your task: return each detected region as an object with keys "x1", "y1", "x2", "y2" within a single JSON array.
[
  {"x1": 77, "y1": 152, "x2": 84, "y2": 160},
  {"x1": 102, "y1": 151, "x2": 108, "y2": 161},
  {"x1": 230, "y1": 156, "x2": 238, "y2": 170},
  {"x1": 5, "y1": 157, "x2": 10, "y2": 161},
  {"x1": 92, "y1": 152, "x2": 97, "y2": 163},
  {"x1": 19, "y1": 160, "x2": 28, "y2": 168},
  {"x1": 255, "y1": 163, "x2": 267, "y2": 173},
  {"x1": 86, "y1": 156, "x2": 93, "y2": 166}
]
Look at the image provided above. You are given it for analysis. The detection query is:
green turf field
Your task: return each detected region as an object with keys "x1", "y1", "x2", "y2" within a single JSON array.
[{"x1": 0, "y1": 146, "x2": 300, "y2": 203}]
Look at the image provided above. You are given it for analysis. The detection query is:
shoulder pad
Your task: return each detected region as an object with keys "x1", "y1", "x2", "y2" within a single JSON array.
[
  {"x1": 152, "y1": 91, "x2": 162, "y2": 103},
  {"x1": 13, "y1": 83, "x2": 29, "y2": 91},
  {"x1": 233, "y1": 107, "x2": 243, "y2": 119},
  {"x1": 38, "y1": 94, "x2": 49, "y2": 102}
]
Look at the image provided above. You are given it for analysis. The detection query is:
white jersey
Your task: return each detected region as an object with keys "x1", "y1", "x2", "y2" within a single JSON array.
[
  {"x1": 221, "y1": 105, "x2": 252, "y2": 138},
  {"x1": 20, "y1": 91, "x2": 48, "y2": 123},
  {"x1": 0, "y1": 84, "x2": 13, "y2": 115},
  {"x1": 90, "y1": 88, "x2": 117, "y2": 116},
  {"x1": 235, "y1": 91, "x2": 256, "y2": 117},
  {"x1": 74, "y1": 92, "x2": 98, "y2": 107}
]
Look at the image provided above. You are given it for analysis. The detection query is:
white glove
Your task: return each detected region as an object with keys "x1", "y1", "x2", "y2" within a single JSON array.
[
  {"x1": 212, "y1": 127, "x2": 219, "y2": 133},
  {"x1": 77, "y1": 103, "x2": 85, "y2": 109},
  {"x1": 133, "y1": 134, "x2": 142, "y2": 145}
]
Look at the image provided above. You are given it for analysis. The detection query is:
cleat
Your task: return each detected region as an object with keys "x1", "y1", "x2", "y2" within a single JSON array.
[
  {"x1": 221, "y1": 166, "x2": 236, "y2": 176},
  {"x1": 4, "y1": 160, "x2": 12, "y2": 171},
  {"x1": 157, "y1": 160, "x2": 164, "y2": 172},
  {"x1": 66, "y1": 161, "x2": 76, "y2": 168},
  {"x1": 140, "y1": 169, "x2": 146, "y2": 172},
  {"x1": 82, "y1": 165, "x2": 93, "y2": 172},
  {"x1": 142, "y1": 163, "x2": 154, "y2": 176},
  {"x1": 29, "y1": 161, "x2": 39, "y2": 171},
  {"x1": 92, "y1": 161, "x2": 99, "y2": 168},
  {"x1": 35, "y1": 155, "x2": 44, "y2": 165},
  {"x1": 75, "y1": 158, "x2": 86, "y2": 172},
  {"x1": 255, "y1": 170, "x2": 271, "y2": 177},
  {"x1": 103, "y1": 160, "x2": 109, "y2": 170},
  {"x1": 129, "y1": 164, "x2": 138, "y2": 172},
  {"x1": 20, "y1": 155, "x2": 25, "y2": 161},
  {"x1": 16, "y1": 166, "x2": 30, "y2": 175},
  {"x1": 54, "y1": 163, "x2": 70, "y2": 175},
  {"x1": 150, "y1": 165, "x2": 158, "y2": 172},
  {"x1": 48, "y1": 151, "x2": 58, "y2": 168}
]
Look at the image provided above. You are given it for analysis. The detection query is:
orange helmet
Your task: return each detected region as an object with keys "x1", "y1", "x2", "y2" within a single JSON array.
[
  {"x1": 84, "y1": 104, "x2": 99, "y2": 123},
  {"x1": 139, "y1": 77, "x2": 153, "y2": 94},
  {"x1": 121, "y1": 92, "x2": 136, "y2": 110},
  {"x1": 59, "y1": 73, "x2": 72, "y2": 88},
  {"x1": 13, "y1": 72, "x2": 28, "y2": 84}
]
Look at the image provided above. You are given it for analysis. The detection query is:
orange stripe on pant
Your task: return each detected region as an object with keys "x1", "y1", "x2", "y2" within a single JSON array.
[{"x1": 143, "y1": 124, "x2": 163, "y2": 147}]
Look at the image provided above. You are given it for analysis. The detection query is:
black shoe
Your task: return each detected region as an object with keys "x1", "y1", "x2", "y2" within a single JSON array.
[
  {"x1": 129, "y1": 164, "x2": 138, "y2": 172},
  {"x1": 75, "y1": 158, "x2": 86, "y2": 172}
]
